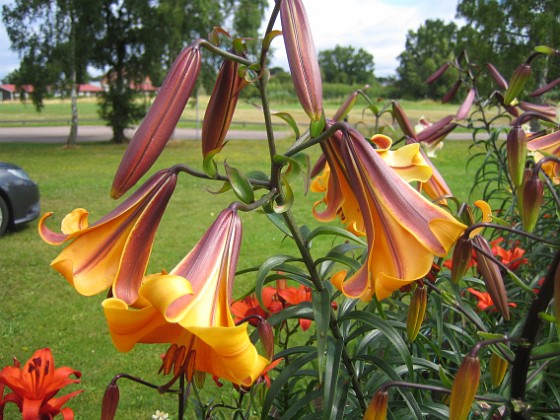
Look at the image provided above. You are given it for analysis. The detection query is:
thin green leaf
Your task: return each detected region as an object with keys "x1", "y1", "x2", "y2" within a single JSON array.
[
  {"x1": 224, "y1": 161, "x2": 254, "y2": 204},
  {"x1": 312, "y1": 289, "x2": 331, "y2": 384},
  {"x1": 306, "y1": 225, "x2": 367, "y2": 247},
  {"x1": 273, "y1": 111, "x2": 301, "y2": 138}
]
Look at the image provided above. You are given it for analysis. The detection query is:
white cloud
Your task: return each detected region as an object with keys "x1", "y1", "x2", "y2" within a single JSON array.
[{"x1": 266, "y1": 0, "x2": 463, "y2": 76}]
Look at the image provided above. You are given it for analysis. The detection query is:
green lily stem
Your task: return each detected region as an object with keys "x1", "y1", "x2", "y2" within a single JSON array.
[
  {"x1": 280, "y1": 209, "x2": 368, "y2": 412},
  {"x1": 198, "y1": 40, "x2": 252, "y2": 67},
  {"x1": 510, "y1": 249, "x2": 560, "y2": 419},
  {"x1": 285, "y1": 121, "x2": 349, "y2": 157},
  {"x1": 173, "y1": 163, "x2": 271, "y2": 188}
]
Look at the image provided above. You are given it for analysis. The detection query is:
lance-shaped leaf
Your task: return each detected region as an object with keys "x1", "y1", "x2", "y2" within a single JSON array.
[
  {"x1": 225, "y1": 161, "x2": 255, "y2": 204},
  {"x1": 506, "y1": 125, "x2": 527, "y2": 188},
  {"x1": 202, "y1": 58, "x2": 247, "y2": 158},
  {"x1": 449, "y1": 356, "x2": 480, "y2": 420},
  {"x1": 280, "y1": 0, "x2": 323, "y2": 123},
  {"x1": 102, "y1": 208, "x2": 270, "y2": 387},
  {"x1": 473, "y1": 235, "x2": 510, "y2": 320},
  {"x1": 112, "y1": 43, "x2": 201, "y2": 198},
  {"x1": 39, "y1": 168, "x2": 178, "y2": 304}
]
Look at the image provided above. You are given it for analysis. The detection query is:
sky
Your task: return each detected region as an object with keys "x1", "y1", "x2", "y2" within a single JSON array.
[{"x1": 0, "y1": 0, "x2": 464, "y2": 81}]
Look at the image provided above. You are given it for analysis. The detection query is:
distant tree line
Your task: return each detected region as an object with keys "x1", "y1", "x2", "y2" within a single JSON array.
[{"x1": 2, "y1": 0, "x2": 558, "y2": 144}]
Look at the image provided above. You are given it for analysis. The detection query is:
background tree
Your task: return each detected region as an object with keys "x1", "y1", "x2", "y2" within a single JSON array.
[
  {"x1": 396, "y1": 19, "x2": 458, "y2": 100},
  {"x1": 2, "y1": 0, "x2": 98, "y2": 146},
  {"x1": 91, "y1": 0, "x2": 168, "y2": 144},
  {"x1": 318, "y1": 45, "x2": 375, "y2": 85},
  {"x1": 456, "y1": 0, "x2": 560, "y2": 97}
]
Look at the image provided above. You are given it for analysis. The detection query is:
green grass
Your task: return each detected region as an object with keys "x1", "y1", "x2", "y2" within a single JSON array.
[{"x1": 0, "y1": 128, "x2": 481, "y2": 417}]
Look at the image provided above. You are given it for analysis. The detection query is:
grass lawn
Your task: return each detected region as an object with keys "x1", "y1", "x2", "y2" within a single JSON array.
[{"x1": 0, "y1": 128, "x2": 481, "y2": 417}]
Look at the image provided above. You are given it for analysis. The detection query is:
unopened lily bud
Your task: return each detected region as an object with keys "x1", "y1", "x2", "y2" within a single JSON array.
[
  {"x1": 486, "y1": 63, "x2": 508, "y2": 90},
  {"x1": 407, "y1": 284, "x2": 427, "y2": 342},
  {"x1": 425, "y1": 63, "x2": 450, "y2": 84},
  {"x1": 450, "y1": 236, "x2": 473, "y2": 283},
  {"x1": 280, "y1": 0, "x2": 323, "y2": 124},
  {"x1": 194, "y1": 370, "x2": 206, "y2": 389},
  {"x1": 364, "y1": 390, "x2": 388, "y2": 420},
  {"x1": 449, "y1": 356, "x2": 480, "y2": 420},
  {"x1": 257, "y1": 318, "x2": 275, "y2": 361},
  {"x1": 473, "y1": 235, "x2": 510, "y2": 321},
  {"x1": 506, "y1": 125, "x2": 527, "y2": 188},
  {"x1": 456, "y1": 89, "x2": 475, "y2": 120},
  {"x1": 392, "y1": 101, "x2": 416, "y2": 139},
  {"x1": 442, "y1": 80, "x2": 462, "y2": 103},
  {"x1": 503, "y1": 63, "x2": 531, "y2": 105},
  {"x1": 333, "y1": 89, "x2": 359, "y2": 121},
  {"x1": 489, "y1": 353, "x2": 508, "y2": 388},
  {"x1": 518, "y1": 169, "x2": 544, "y2": 232},
  {"x1": 112, "y1": 43, "x2": 201, "y2": 198},
  {"x1": 202, "y1": 58, "x2": 247, "y2": 158},
  {"x1": 101, "y1": 382, "x2": 120, "y2": 420},
  {"x1": 530, "y1": 78, "x2": 560, "y2": 97}
]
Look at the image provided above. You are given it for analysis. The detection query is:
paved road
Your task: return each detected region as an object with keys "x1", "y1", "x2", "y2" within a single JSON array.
[
  {"x1": 0, "y1": 125, "x2": 291, "y2": 143},
  {"x1": 0, "y1": 125, "x2": 503, "y2": 143}
]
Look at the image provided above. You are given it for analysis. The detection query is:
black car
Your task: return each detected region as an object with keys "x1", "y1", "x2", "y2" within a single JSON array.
[{"x1": 0, "y1": 162, "x2": 40, "y2": 236}]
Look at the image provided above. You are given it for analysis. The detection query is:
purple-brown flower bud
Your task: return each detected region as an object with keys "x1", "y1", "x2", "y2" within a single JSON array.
[
  {"x1": 449, "y1": 356, "x2": 480, "y2": 420},
  {"x1": 257, "y1": 318, "x2": 275, "y2": 361},
  {"x1": 486, "y1": 63, "x2": 508, "y2": 90},
  {"x1": 554, "y1": 259, "x2": 560, "y2": 319},
  {"x1": 518, "y1": 101, "x2": 557, "y2": 120},
  {"x1": 530, "y1": 78, "x2": 560, "y2": 97},
  {"x1": 517, "y1": 169, "x2": 544, "y2": 232},
  {"x1": 456, "y1": 89, "x2": 475, "y2": 120},
  {"x1": 503, "y1": 63, "x2": 531, "y2": 105},
  {"x1": 101, "y1": 382, "x2": 120, "y2": 420},
  {"x1": 280, "y1": 0, "x2": 323, "y2": 124},
  {"x1": 450, "y1": 236, "x2": 473, "y2": 283},
  {"x1": 506, "y1": 125, "x2": 527, "y2": 188},
  {"x1": 392, "y1": 101, "x2": 416, "y2": 139},
  {"x1": 473, "y1": 235, "x2": 510, "y2": 321},
  {"x1": 425, "y1": 63, "x2": 450, "y2": 84},
  {"x1": 112, "y1": 43, "x2": 201, "y2": 198},
  {"x1": 442, "y1": 80, "x2": 462, "y2": 104},
  {"x1": 406, "y1": 284, "x2": 427, "y2": 342},
  {"x1": 364, "y1": 390, "x2": 388, "y2": 420},
  {"x1": 489, "y1": 353, "x2": 508, "y2": 388},
  {"x1": 333, "y1": 89, "x2": 360, "y2": 122},
  {"x1": 202, "y1": 58, "x2": 247, "y2": 158}
]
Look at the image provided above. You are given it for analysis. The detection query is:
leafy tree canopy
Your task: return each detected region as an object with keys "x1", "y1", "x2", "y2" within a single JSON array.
[{"x1": 318, "y1": 45, "x2": 375, "y2": 85}]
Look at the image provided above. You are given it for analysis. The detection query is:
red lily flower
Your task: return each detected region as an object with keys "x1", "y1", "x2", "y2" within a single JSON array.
[
  {"x1": 231, "y1": 287, "x2": 283, "y2": 326},
  {"x1": 277, "y1": 285, "x2": 313, "y2": 331},
  {"x1": 467, "y1": 288, "x2": 517, "y2": 312},
  {"x1": 0, "y1": 348, "x2": 82, "y2": 420},
  {"x1": 490, "y1": 238, "x2": 528, "y2": 271}
]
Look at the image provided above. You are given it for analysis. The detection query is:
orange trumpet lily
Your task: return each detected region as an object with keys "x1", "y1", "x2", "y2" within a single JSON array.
[
  {"x1": 39, "y1": 168, "x2": 178, "y2": 305},
  {"x1": 315, "y1": 128, "x2": 466, "y2": 300},
  {"x1": 0, "y1": 348, "x2": 82, "y2": 420},
  {"x1": 102, "y1": 207, "x2": 269, "y2": 387}
]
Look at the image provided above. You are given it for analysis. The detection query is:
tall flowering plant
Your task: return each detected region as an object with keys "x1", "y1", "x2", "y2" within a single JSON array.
[{"x1": 27, "y1": 1, "x2": 560, "y2": 419}]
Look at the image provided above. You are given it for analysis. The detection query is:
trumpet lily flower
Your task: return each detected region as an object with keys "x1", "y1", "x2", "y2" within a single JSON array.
[
  {"x1": 102, "y1": 207, "x2": 269, "y2": 387},
  {"x1": 0, "y1": 348, "x2": 82, "y2": 420},
  {"x1": 39, "y1": 168, "x2": 178, "y2": 304},
  {"x1": 317, "y1": 128, "x2": 466, "y2": 300},
  {"x1": 527, "y1": 130, "x2": 560, "y2": 184}
]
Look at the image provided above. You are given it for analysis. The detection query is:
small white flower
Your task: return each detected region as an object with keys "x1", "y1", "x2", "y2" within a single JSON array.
[{"x1": 152, "y1": 410, "x2": 169, "y2": 420}]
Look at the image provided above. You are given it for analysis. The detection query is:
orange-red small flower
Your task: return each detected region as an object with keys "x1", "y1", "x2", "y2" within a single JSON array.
[
  {"x1": 491, "y1": 238, "x2": 528, "y2": 271},
  {"x1": 277, "y1": 285, "x2": 313, "y2": 331},
  {"x1": 467, "y1": 288, "x2": 517, "y2": 312},
  {"x1": 231, "y1": 287, "x2": 283, "y2": 326},
  {"x1": 0, "y1": 348, "x2": 82, "y2": 420}
]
